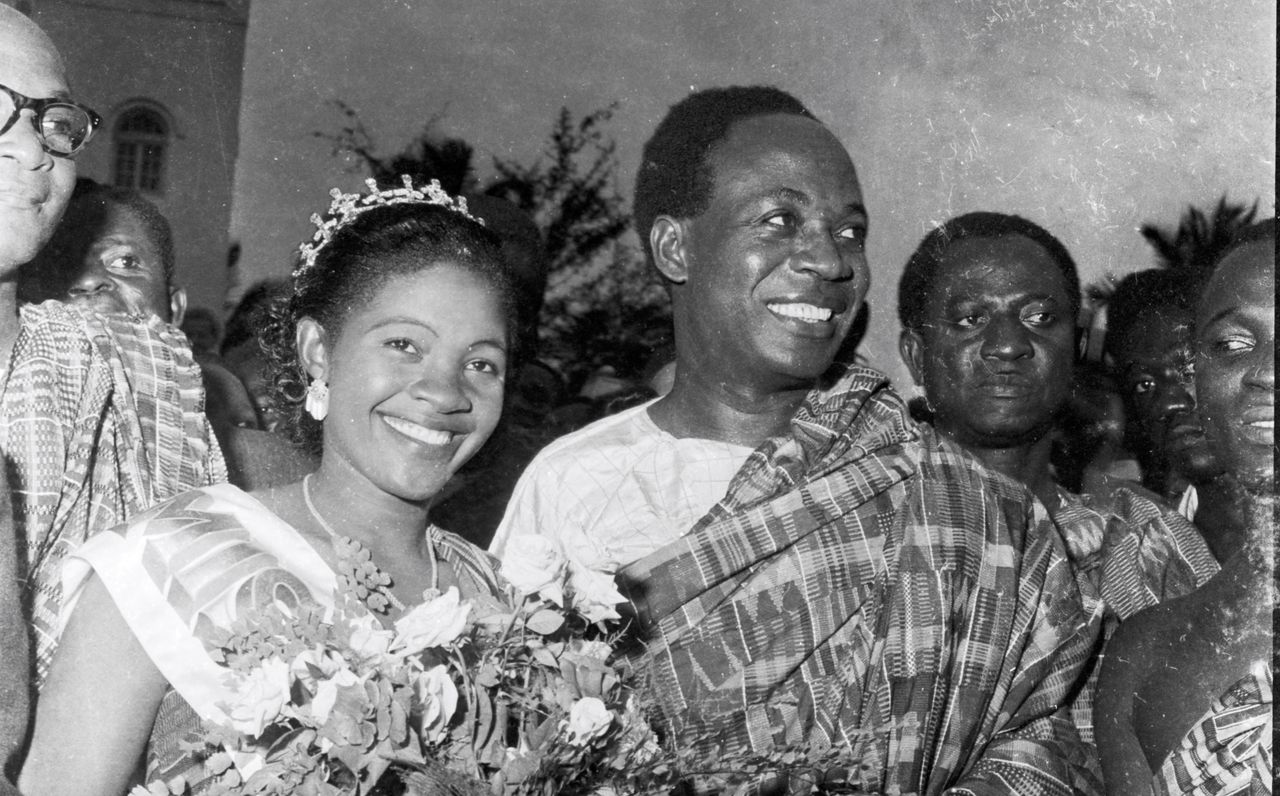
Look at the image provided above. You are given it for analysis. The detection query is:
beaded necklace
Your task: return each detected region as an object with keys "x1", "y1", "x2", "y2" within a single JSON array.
[{"x1": 302, "y1": 475, "x2": 438, "y2": 614}]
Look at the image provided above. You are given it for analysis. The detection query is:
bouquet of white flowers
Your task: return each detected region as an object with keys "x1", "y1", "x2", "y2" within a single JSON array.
[{"x1": 131, "y1": 535, "x2": 666, "y2": 796}]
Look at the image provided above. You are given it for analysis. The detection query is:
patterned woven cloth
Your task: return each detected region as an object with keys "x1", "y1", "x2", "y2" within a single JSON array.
[
  {"x1": 1054, "y1": 486, "x2": 1220, "y2": 747},
  {"x1": 1152, "y1": 660, "x2": 1272, "y2": 795},
  {"x1": 619, "y1": 366, "x2": 1100, "y2": 795},
  {"x1": 1063, "y1": 485, "x2": 1219, "y2": 625},
  {"x1": 0, "y1": 302, "x2": 226, "y2": 681}
]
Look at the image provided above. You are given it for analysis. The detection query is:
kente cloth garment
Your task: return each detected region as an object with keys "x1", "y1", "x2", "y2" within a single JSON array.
[
  {"x1": 0, "y1": 302, "x2": 226, "y2": 682},
  {"x1": 61, "y1": 483, "x2": 502, "y2": 793},
  {"x1": 0, "y1": 468, "x2": 26, "y2": 795},
  {"x1": 490, "y1": 399, "x2": 753, "y2": 571},
  {"x1": 1152, "y1": 660, "x2": 1273, "y2": 796},
  {"x1": 1063, "y1": 486, "x2": 1218, "y2": 625},
  {"x1": 619, "y1": 366, "x2": 1101, "y2": 796},
  {"x1": 1052, "y1": 486, "x2": 1218, "y2": 748}
]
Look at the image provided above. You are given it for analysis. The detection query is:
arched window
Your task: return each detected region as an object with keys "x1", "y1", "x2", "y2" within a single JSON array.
[{"x1": 113, "y1": 106, "x2": 168, "y2": 192}]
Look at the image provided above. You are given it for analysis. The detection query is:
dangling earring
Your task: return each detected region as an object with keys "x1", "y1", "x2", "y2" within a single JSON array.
[{"x1": 305, "y1": 378, "x2": 329, "y2": 421}]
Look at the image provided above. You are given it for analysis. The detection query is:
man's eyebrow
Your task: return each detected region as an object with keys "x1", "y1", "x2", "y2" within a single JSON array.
[
  {"x1": 1199, "y1": 307, "x2": 1240, "y2": 329},
  {"x1": 771, "y1": 188, "x2": 868, "y2": 219},
  {"x1": 773, "y1": 187, "x2": 810, "y2": 205}
]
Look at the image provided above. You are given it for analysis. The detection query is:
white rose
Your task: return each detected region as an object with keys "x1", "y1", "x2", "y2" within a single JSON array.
[
  {"x1": 568, "y1": 566, "x2": 625, "y2": 624},
  {"x1": 223, "y1": 656, "x2": 291, "y2": 738},
  {"x1": 392, "y1": 587, "x2": 471, "y2": 656},
  {"x1": 564, "y1": 696, "x2": 613, "y2": 746},
  {"x1": 309, "y1": 668, "x2": 361, "y2": 725},
  {"x1": 291, "y1": 647, "x2": 361, "y2": 725},
  {"x1": 346, "y1": 613, "x2": 395, "y2": 662},
  {"x1": 415, "y1": 664, "x2": 459, "y2": 744},
  {"x1": 290, "y1": 647, "x2": 347, "y2": 688},
  {"x1": 500, "y1": 535, "x2": 567, "y2": 604}
]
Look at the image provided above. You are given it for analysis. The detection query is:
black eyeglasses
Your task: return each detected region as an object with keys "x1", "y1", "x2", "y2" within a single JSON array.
[{"x1": 0, "y1": 83, "x2": 101, "y2": 157}]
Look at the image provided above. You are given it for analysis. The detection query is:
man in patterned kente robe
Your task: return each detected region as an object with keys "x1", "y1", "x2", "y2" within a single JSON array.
[
  {"x1": 0, "y1": 9, "x2": 223, "y2": 787},
  {"x1": 493, "y1": 86, "x2": 1099, "y2": 794}
]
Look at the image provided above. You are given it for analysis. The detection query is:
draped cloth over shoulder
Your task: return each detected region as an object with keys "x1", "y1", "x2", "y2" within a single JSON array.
[
  {"x1": 61, "y1": 483, "x2": 501, "y2": 791},
  {"x1": 1153, "y1": 661, "x2": 1273, "y2": 796},
  {"x1": 620, "y1": 366, "x2": 1100, "y2": 795},
  {"x1": 0, "y1": 302, "x2": 225, "y2": 681}
]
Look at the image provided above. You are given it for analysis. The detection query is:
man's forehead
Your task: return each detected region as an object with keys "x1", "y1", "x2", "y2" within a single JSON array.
[
  {"x1": 716, "y1": 115, "x2": 848, "y2": 167},
  {"x1": 707, "y1": 115, "x2": 863, "y2": 206},
  {"x1": 0, "y1": 8, "x2": 68, "y2": 92}
]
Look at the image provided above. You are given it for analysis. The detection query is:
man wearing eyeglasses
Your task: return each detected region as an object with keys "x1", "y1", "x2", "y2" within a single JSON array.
[{"x1": 0, "y1": 9, "x2": 224, "y2": 785}]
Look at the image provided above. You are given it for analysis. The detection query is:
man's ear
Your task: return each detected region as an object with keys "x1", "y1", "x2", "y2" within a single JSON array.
[
  {"x1": 899, "y1": 327, "x2": 927, "y2": 387},
  {"x1": 296, "y1": 317, "x2": 330, "y2": 382},
  {"x1": 168, "y1": 286, "x2": 188, "y2": 328},
  {"x1": 650, "y1": 215, "x2": 689, "y2": 285}
]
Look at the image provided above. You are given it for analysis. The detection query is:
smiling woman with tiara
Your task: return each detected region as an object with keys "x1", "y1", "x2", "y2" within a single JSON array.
[{"x1": 20, "y1": 177, "x2": 521, "y2": 794}]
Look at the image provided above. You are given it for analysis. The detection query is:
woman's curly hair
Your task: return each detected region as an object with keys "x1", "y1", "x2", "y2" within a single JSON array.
[{"x1": 259, "y1": 201, "x2": 516, "y2": 457}]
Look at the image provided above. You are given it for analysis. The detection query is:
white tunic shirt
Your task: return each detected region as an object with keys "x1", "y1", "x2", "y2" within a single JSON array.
[{"x1": 489, "y1": 401, "x2": 753, "y2": 572}]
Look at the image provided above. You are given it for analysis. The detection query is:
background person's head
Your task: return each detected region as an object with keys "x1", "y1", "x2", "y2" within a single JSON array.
[
  {"x1": 635, "y1": 86, "x2": 870, "y2": 394},
  {"x1": 261, "y1": 188, "x2": 518, "y2": 504},
  {"x1": 21, "y1": 179, "x2": 185, "y2": 322},
  {"x1": 1193, "y1": 218, "x2": 1275, "y2": 498},
  {"x1": 222, "y1": 279, "x2": 290, "y2": 430},
  {"x1": 1104, "y1": 268, "x2": 1220, "y2": 491},
  {"x1": 181, "y1": 306, "x2": 221, "y2": 359},
  {"x1": 898, "y1": 211, "x2": 1080, "y2": 450},
  {"x1": 464, "y1": 193, "x2": 547, "y2": 357},
  {"x1": 0, "y1": 7, "x2": 89, "y2": 274}
]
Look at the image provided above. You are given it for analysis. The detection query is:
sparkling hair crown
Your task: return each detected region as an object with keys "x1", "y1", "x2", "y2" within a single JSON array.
[{"x1": 294, "y1": 175, "x2": 480, "y2": 276}]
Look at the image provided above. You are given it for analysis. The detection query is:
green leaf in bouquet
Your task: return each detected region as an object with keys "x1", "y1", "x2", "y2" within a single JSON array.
[
  {"x1": 206, "y1": 751, "x2": 234, "y2": 775},
  {"x1": 361, "y1": 736, "x2": 397, "y2": 792},
  {"x1": 295, "y1": 773, "x2": 344, "y2": 796},
  {"x1": 477, "y1": 698, "x2": 509, "y2": 766},
  {"x1": 264, "y1": 726, "x2": 317, "y2": 763},
  {"x1": 526, "y1": 714, "x2": 560, "y2": 750},
  {"x1": 388, "y1": 692, "x2": 410, "y2": 744},
  {"x1": 530, "y1": 645, "x2": 559, "y2": 669},
  {"x1": 552, "y1": 679, "x2": 579, "y2": 714},
  {"x1": 474, "y1": 661, "x2": 501, "y2": 688},
  {"x1": 324, "y1": 741, "x2": 365, "y2": 785},
  {"x1": 524, "y1": 609, "x2": 564, "y2": 635},
  {"x1": 497, "y1": 747, "x2": 542, "y2": 787},
  {"x1": 375, "y1": 694, "x2": 394, "y2": 740},
  {"x1": 320, "y1": 710, "x2": 369, "y2": 749}
]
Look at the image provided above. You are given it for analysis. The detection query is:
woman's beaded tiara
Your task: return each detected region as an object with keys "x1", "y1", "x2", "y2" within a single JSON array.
[{"x1": 294, "y1": 175, "x2": 480, "y2": 276}]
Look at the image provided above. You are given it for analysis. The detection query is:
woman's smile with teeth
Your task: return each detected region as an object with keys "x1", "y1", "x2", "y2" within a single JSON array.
[
  {"x1": 768, "y1": 302, "x2": 833, "y2": 323},
  {"x1": 383, "y1": 415, "x2": 454, "y2": 445}
]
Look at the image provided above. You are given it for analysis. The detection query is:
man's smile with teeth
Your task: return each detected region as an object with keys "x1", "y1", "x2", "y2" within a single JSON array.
[
  {"x1": 383, "y1": 415, "x2": 455, "y2": 446},
  {"x1": 768, "y1": 302, "x2": 834, "y2": 323}
]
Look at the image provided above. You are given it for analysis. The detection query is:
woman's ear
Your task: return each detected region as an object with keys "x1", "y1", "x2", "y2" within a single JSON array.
[
  {"x1": 899, "y1": 327, "x2": 927, "y2": 387},
  {"x1": 296, "y1": 317, "x2": 330, "y2": 382},
  {"x1": 650, "y1": 215, "x2": 690, "y2": 285}
]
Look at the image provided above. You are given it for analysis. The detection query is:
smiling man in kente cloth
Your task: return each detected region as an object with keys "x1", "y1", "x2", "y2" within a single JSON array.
[{"x1": 492, "y1": 86, "x2": 1099, "y2": 794}]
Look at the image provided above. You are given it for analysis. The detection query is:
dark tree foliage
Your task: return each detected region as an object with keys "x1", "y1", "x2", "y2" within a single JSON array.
[
  {"x1": 314, "y1": 100, "x2": 475, "y2": 195},
  {"x1": 1139, "y1": 195, "x2": 1259, "y2": 276},
  {"x1": 487, "y1": 104, "x2": 630, "y2": 274},
  {"x1": 1086, "y1": 195, "x2": 1260, "y2": 307},
  {"x1": 317, "y1": 101, "x2": 671, "y2": 386}
]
